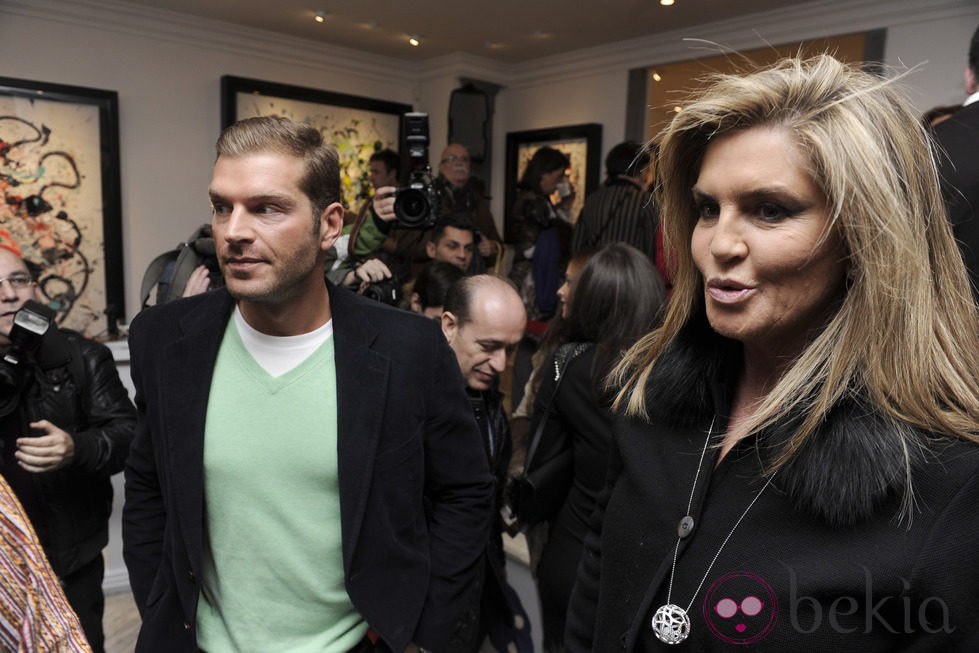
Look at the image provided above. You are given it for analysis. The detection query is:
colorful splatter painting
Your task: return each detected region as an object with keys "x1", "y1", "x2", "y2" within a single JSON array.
[
  {"x1": 0, "y1": 94, "x2": 110, "y2": 337},
  {"x1": 236, "y1": 92, "x2": 400, "y2": 210},
  {"x1": 223, "y1": 77, "x2": 411, "y2": 213}
]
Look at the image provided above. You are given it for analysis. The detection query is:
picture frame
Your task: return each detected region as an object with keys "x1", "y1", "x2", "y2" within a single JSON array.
[
  {"x1": 504, "y1": 123, "x2": 602, "y2": 242},
  {"x1": 221, "y1": 76, "x2": 411, "y2": 210},
  {"x1": 0, "y1": 76, "x2": 124, "y2": 338}
]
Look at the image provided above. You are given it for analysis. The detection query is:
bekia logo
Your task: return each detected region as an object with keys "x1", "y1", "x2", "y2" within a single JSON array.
[{"x1": 702, "y1": 571, "x2": 778, "y2": 644}]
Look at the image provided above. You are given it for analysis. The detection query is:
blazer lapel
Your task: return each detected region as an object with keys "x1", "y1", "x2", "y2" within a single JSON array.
[
  {"x1": 160, "y1": 291, "x2": 234, "y2": 573},
  {"x1": 329, "y1": 285, "x2": 389, "y2": 568}
]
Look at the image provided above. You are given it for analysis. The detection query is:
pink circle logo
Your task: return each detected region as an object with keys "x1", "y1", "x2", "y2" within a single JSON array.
[{"x1": 702, "y1": 571, "x2": 778, "y2": 644}]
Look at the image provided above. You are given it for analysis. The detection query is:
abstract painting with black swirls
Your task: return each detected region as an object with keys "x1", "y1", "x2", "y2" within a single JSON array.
[{"x1": 0, "y1": 97, "x2": 106, "y2": 337}]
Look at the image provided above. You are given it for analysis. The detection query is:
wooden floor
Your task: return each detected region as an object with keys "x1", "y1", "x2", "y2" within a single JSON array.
[{"x1": 104, "y1": 589, "x2": 140, "y2": 653}]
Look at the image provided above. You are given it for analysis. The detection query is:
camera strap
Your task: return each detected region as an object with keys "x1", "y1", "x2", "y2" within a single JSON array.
[{"x1": 347, "y1": 201, "x2": 373, "y2": 261}]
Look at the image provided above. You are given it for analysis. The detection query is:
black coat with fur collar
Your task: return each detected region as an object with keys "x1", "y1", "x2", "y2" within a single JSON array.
[{"x1": 565, "y1": 321, "x2": 979, "y2": 651}]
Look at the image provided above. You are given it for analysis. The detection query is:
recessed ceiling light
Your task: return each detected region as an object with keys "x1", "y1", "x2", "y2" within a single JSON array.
[
  {"x1": 652, "y1": 72, "x2": 662, "y2": 82},
  {"x1": 408, "y1": 34, "x2": 420, "y2": 47},
  {"x1": 661, "y1": 0, "x2": 675, "y2": 5},
  {"x1": 313, "y1": 9, "x2": 326, "y2": 22}
]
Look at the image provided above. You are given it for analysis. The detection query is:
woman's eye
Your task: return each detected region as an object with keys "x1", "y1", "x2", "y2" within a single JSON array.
[
  {"x1": 696, "y1": 202, "x2": 719, "y2": 220},
  {"x1": 758, "y1": 203, "x2": 788, "y2": 220}
]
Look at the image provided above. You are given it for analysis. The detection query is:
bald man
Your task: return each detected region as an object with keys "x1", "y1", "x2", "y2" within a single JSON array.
[{"x1": 441, "y1": 275, "x2": 530, "y2": 651}]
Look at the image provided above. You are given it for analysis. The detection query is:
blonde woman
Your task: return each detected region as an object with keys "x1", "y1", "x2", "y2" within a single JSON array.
[{"x1": 565, "y1": 55, "x2": 979, "y2": 651}]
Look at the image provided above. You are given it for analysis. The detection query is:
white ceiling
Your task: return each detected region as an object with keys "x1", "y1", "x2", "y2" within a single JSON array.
[{"x1": 111, "y1": 0, "x2": 810, "y2": 63}]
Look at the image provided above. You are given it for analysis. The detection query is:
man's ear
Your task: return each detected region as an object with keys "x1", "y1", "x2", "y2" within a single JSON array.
[
  {"x1": 409, "y1": 292, "x2": 422, "y2": 313},
  {"x1": 441, "y1": 310, "x2": 458, "y2": 343},
  {"x1": 966, "y1": 64, "x2": 978, "y2": 95},
  {"x1": 319, "y1": 202, "x2": 345, "y2": 252},
  {"x1": 426, "y1": 240, "x2": 437, "y2": 260}
]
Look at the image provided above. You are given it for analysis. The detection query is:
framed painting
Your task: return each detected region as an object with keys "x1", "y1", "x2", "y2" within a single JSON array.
[
  {"x1": 0, "y1": 76, "x2": 124, "y2": 338},
  {"x1": 504, "y1": 123, "x2": 602, "y2": 242},
  {"x1": 221, "y1": 76, "x2": 411, "y2": 210}
]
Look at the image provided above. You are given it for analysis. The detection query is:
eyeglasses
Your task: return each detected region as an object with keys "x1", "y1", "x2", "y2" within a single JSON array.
[
  {"x1": 441, "y1": 154, "x2": 470, "y2": 164},
  {"x1": 0, "y1": 274, "x2": 33, "y2": 289}
]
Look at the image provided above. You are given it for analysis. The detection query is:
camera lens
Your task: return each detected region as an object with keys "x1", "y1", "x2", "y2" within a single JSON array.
[
  {"x1": 363, "y1": 277, "x2": 403, "y2": 306},
  {"x1": 394, "y1": 189, "x2": 431, "y2": 228}
]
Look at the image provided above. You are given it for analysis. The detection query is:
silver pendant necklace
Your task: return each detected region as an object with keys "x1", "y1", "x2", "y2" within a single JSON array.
[{"x1": 651, "y1": 418, "x2": 776, "y2": 645}]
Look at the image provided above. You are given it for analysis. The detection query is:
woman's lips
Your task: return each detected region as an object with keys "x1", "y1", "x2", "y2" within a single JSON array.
[{"x1": 707, "y1": 279, "x2": 754, "y2": 303}]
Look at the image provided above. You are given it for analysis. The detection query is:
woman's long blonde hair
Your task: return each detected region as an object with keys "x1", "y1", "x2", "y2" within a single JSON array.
[{"x1": 614, "y1": 55, "x2": 979, "y2": 470}]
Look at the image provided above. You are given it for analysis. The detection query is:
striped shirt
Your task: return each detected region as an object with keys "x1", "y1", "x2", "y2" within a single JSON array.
[
  {"x1": 0, "y1": 475, "x2": 91, "y2": 651},
  {"x1": 570, "y1": 176, "x2": 659, "y2": 260}
]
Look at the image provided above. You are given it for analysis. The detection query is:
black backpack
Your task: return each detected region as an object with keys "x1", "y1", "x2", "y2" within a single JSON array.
[{"x1": 139, "y1": 224, "x2": 224, "y2": 309}]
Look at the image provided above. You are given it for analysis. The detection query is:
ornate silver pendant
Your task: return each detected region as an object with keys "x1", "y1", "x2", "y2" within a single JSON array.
[{"x1": 652, "y1": 603, "x2": 691, "y2": 644}]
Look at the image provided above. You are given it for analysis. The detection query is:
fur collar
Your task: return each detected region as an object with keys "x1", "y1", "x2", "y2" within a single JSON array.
[{"x1": 643, "y1": 318, "x2": 917, "y2": 526}]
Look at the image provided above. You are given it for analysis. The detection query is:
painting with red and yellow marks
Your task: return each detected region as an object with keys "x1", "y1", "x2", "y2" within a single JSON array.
[{"x1": 1, "y1": 90, "x2": 111, "y2": 337}]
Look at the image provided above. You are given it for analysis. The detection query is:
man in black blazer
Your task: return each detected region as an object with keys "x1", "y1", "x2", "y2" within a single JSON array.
[
  {"x1": 441, "y1": 275, "x2": 528, "y2": 651},
  {"x1": 123, "y1": 116, "x2": 494, "y2": 653},
  {"x1": 934, "y1": 25, "x2": 979, "y2": 299}
]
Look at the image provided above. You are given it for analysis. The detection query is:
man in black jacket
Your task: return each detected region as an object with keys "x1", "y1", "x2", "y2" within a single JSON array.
[
  {"x1": 441, "y1": 275, "x2": 529, "y2": 651},
  {"x1": 934, "y1": 25, "x2": 979, "y2": 299},
  {"x1": 570, "y1": 141, "x2": 658, "y2": 261},
  {"x1": 124, "y1": 116, "x2": 493, "y2": 653},
  {"x1": 0, "y1": 247, "x2": 136, "y2": 652}
]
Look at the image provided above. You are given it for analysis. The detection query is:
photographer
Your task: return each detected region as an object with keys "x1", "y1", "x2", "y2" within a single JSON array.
[
  {"x1": 332, "y1": 183, "x2": 403, "y2": 306},
  {"x1": 0, "y1": 249, "x2": 135, "y2": 653},
  {"x1": 436, "y1": 143, "x2": 501, "y2": 264}
]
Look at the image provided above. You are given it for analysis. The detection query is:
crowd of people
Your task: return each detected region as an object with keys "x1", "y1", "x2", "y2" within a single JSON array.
[{"x1": 0, "y1": 24, "x2": 977, "y2": 653}]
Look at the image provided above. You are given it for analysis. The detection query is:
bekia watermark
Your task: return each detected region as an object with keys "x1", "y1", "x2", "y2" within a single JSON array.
[
  {"x1": 700, "y1": 566, "x2": 955, "y2": 644},
  {"x1": 784, "y1": 565, "x2": 954, "y2": 636}
]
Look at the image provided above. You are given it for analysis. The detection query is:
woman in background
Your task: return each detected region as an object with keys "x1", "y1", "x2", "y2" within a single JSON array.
[
  {"x1": 566, "y1": 55, "x2": 979, "y2": 651},
  {"x1": 509, "y1": 146, "x2": 573, "y2": 320},
  {"x1": 509, "y1": 248, "x2": 596, "y2": 443},
  {"x1": 523, "y1": 243, "x2": 666, "y2": 651}
]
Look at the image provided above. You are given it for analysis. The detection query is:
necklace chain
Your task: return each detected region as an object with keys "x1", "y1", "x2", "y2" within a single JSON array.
[{"x1": 653, "y1": 418, "x2": 776, "y2": 644}]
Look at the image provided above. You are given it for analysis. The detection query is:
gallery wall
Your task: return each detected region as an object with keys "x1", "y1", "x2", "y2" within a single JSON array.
[{"x1": 2, "y1": 0, "x2": 978, "y2": 328}]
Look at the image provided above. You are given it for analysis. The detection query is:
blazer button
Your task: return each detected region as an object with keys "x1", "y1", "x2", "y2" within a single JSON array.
[
  {"x1": 188, "y1": 571, "x2": 196, "y2": 583},
  {"x1": 184, "y1": 623, "x2": 191, "y2": 630},
  {"x1": 678, "y1": 515, "x2": 695, "y2": 538}
]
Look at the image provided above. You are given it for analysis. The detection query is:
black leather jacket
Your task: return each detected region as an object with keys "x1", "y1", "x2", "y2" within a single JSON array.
[{"x1": 1, "y1": 327, "x2": 135, "y2": 578}]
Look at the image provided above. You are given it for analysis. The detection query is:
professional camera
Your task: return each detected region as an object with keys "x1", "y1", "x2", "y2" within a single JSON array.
[
  {"x1": 393, "y1": 112, "x2": 440, "y2": 230},
  {"x1": 362, "y1": 275, "x2": 403, "y2": 307},
  {"x1": 0, "y1": 300, "x2": 55, "y2": 417}
]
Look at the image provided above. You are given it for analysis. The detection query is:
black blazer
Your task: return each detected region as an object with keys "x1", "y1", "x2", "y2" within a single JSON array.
[
  {"x1": 123, "y1": 284, "x2": 494, "y2": 652},
  {"x1": 933, "y1": 101, "x2": 979, "y2": 297},
  {"x1": 565, "y1": 327, "x2": 979, "y2": 652}
]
